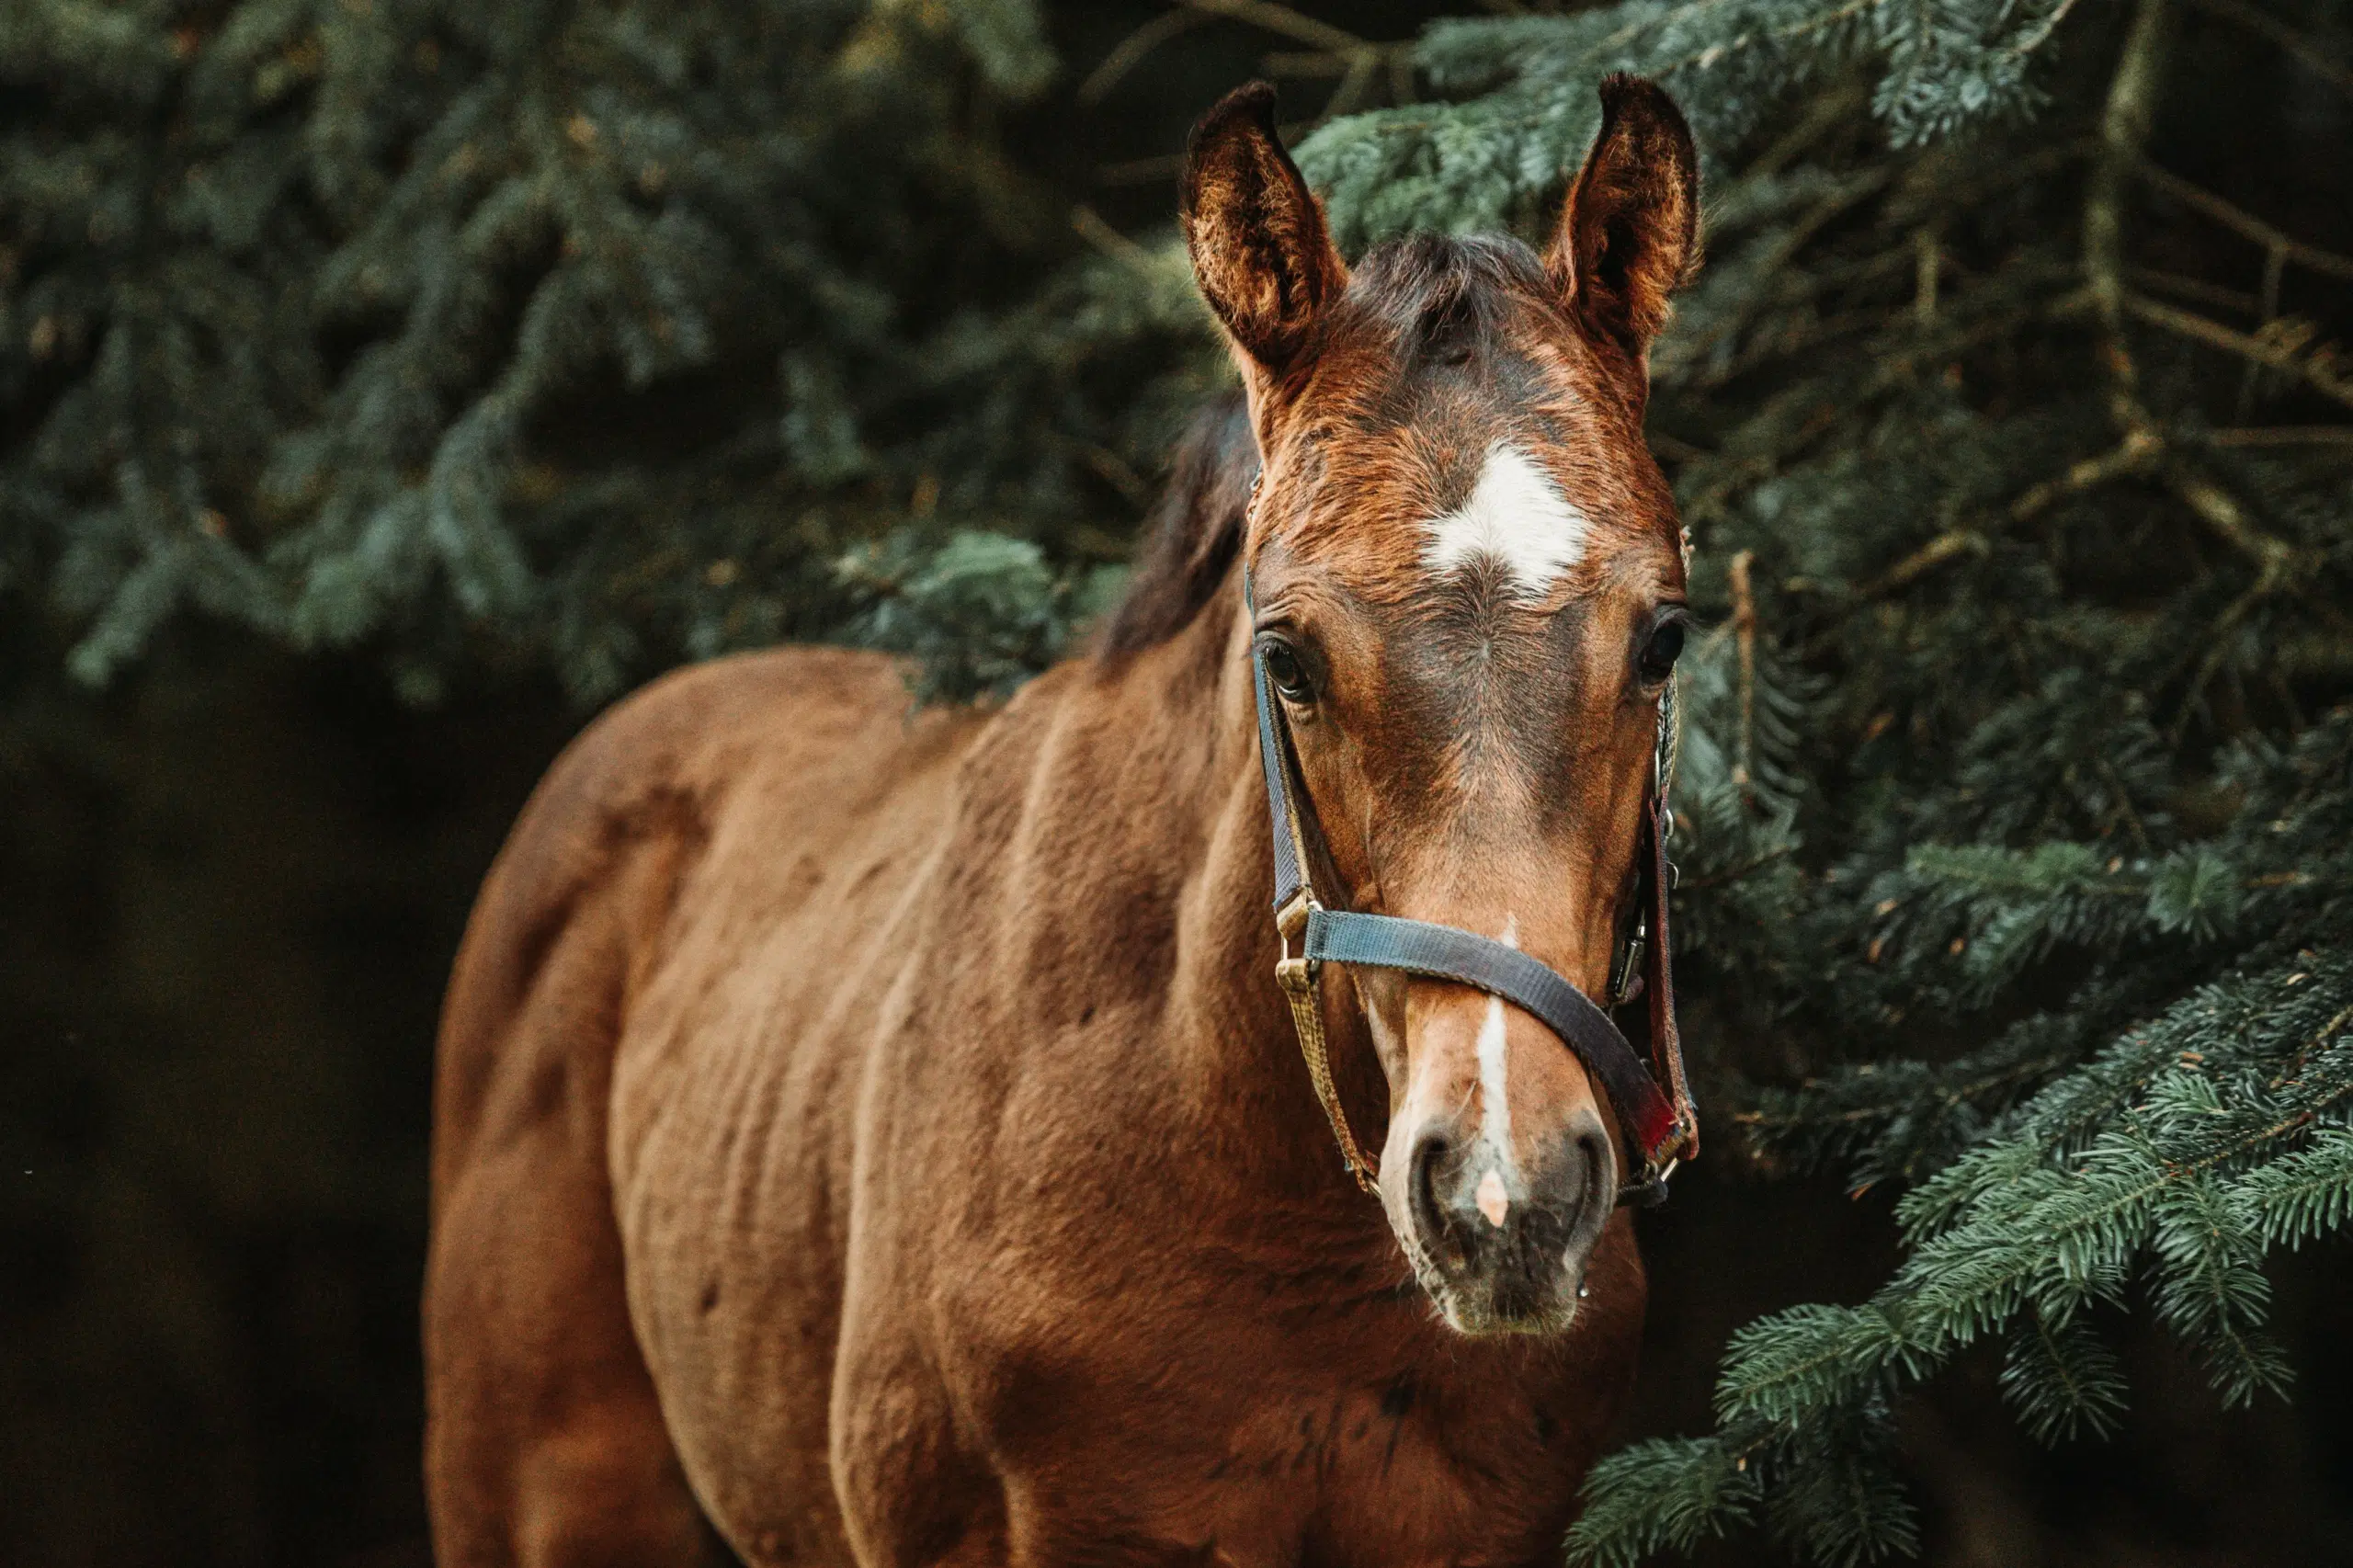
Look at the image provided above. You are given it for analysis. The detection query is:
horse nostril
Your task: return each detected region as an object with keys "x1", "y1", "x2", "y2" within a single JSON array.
[
  {"x1": 1572, "y1": 1127, "x2": 1614, "y2": 1226},
  {"x1": 1409, "y1": 1131, "x2": 1452, "y2": 1253}
]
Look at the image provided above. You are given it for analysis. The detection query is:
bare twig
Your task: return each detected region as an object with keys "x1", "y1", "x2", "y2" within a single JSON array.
[
  {"x1": 2124, "y1": 293, "x2": 2353, "y2": 412},
  {"x1": 2186, "y1": 0, "x2": 2353, "y2": 97},
  {"x1": 1101, "y1": 120, "x2": 1320, "y2": 184},
  {"x1": 2086, "y1": 0, "x2": 2177, "y2": 415},
  {"x1": 1324, "y1": 47, "x2": 1381, "y2": 119},
  {"x1": 1889, "y1": 136, "x2": 2096, "y2": 225},
  {"x1": 1259, "y1": 50, "x2": 1361, "y2": 75},
  {"x1": 2008, "y1": 428, "x2": 2164, "y2": 524},
  {"x1": 2210, "y1": 425, "x2": 2353, "y2": 448},
  {"x1": 1067, "y1": 438, "x2": 1153, "y2": 510},
  {"x1": 1691, "y1": 305, "x2": 1890, "y2": 388},
  {"x1": 1855, "y1": 529, "x2": 1989, "y2": 598},
  {"x1": 1097, "y1": 153, "x2": 1184, "y2": 187},
  {"x1": 1647, "y1": 430, "x2": 1714, "y2": 463},
  {"x1": 2131, "y1": 159, "x2": 2353, "y2": 285},
  {"x1": 1729, "y1": 550, "x2": 1758, "y2": 798},
  {"x1": 1248, "y1": 44, "x2": 1419, "y2": 76},
  {"x1": 1388, "y1": 44, "x2": 1416, "y2": 107},
  {"x1": 1078, "y1": 9, "x2": 1208, "y2": 105},
  {"x1": 2005, "y1": 0, "x2": 2094, "y2": 58},
  {"x1": 1862, "y1": 282, "x2": 2097, "y2": 396},
  {"x1": 1725, "y1": 77, "x2": 1871, "y2": 192},
  {"x1": 1071, "y1": 205, "x2": 1153, "y2": 270},
  {"x1": 2160, "y1": 465, "x2": 2316, "y2": 738},
  {"x1": 2237, "y1": 244, "x2": 2289, "y2": 419},
  {"x1": 1180, "y1": 0, "x2": 1369, "y2": 53},
  {"x1": 2076, "y1": 0, "x2": 2332, "y2": 662},
  {"x1": 2173, "y1": 559, "x2": 2292, "y2": 740},
  {"x1": 1678, "y1": 169, "x2": 1894, "y2": 367},
  {"x1": 1086, "y1": 3, "x2": 1411, "y2": 127},
  {"x1": 1913, "y1": 227, "x2": 1942, "y2": 326},
  {"x1": 2131, "y1": 266, "x2": 2258, "y2": 316},
  {"x1": 2164, "y1": 466, "x2": 2302, "y2": 573}
]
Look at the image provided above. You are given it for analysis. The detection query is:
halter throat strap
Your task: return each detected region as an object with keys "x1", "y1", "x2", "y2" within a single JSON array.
[{"x1": 1245, "y1": 567, "x2": 1699, "y2": 1208}]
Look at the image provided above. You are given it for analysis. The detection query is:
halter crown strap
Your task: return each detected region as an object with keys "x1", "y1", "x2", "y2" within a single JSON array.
[{"x1": 1245, "y1": 564, "x2": 1699, "y2": 1208}]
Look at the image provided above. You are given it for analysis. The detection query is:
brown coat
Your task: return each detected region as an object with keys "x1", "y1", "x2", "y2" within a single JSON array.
[
  {"x1": 430, "y1": 616, "x2": 1644, "y2": 1568},
  {"x1": 424, "y1": 75, "x2": 1701, "y2": 1568}
]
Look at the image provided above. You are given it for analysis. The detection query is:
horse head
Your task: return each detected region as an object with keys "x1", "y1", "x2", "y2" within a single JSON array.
[{"x1": 1182, "y1": 77, "x2": 1699, "y2": 1335}]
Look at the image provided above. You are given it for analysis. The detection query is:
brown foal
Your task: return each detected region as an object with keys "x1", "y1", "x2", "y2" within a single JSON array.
[{"x1": 425, "y1": 75, "x2": 1701, "y2": 1568}]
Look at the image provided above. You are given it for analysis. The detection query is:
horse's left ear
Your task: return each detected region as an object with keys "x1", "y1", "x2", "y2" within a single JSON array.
[{"x1": 1549, "y1": 74, "x2": 1700, "y2": 375}]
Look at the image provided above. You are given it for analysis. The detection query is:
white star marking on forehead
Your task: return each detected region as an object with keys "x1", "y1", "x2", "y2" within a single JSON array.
[{"x1": 1418, "y1": 442, "x2": 1590, "y2": 598}]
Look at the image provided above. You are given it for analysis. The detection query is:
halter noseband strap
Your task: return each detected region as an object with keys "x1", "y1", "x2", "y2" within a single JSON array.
[{"x1": 1245, "y1": 562, "x2": 1699, "y2": 1210}]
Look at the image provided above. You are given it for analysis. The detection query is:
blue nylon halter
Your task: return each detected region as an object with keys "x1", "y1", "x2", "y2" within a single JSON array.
[{"x1": 1245, "y1": 566, "x2": 1695, "y2": 1208}]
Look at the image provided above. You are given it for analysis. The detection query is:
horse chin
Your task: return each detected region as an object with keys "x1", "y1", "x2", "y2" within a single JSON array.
[
  {"x1": 1425, "y1": 1278, "x2": 1585, "y2": 1337},
  {"x1": 1392, "y1": 1220, "x2": 1586, "y2": 1338}
]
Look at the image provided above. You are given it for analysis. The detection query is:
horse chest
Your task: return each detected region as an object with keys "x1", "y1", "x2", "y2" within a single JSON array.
[
  {"x1": 1192, "y1": 1374, "x2": 1604, "y2": 1565},
  {"x1": 913, "y1": 1227, "x2": 1644, "y2": 1568}
]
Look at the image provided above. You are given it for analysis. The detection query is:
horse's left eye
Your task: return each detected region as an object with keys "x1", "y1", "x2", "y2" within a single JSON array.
[
  {"x1": 1638, "y1": 614, "x2": 1686, "y2": 684},
  {"x1": 1261, "y1": 642, "x2": 1313, "y2": 702}
]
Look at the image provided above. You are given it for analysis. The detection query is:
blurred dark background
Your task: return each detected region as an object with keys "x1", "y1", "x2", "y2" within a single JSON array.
[{"x1": 6, "y1": 1, "x2": 2353, "y2": 1565}]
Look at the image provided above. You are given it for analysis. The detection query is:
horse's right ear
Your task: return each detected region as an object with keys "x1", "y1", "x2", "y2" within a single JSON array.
[{"x1": 1181, "y1": 83, "x2": 1347, "y2": 378}]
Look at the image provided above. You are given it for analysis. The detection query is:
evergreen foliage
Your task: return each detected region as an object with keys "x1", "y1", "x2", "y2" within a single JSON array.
[
  {"x1": 1285, "y1": 2, "x2": 2353, "y2": 1562},
  {"x1": 1, "y1": 0, "x2": 1188, "y2": 704},
  {"x1": 9, "y1": 2, "x2": 2353, "y2": 1564}
]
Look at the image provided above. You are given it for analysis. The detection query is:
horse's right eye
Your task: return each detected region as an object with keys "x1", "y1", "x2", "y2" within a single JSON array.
[
  {"x1": 1261, "y1": 642, "x2": 1313, "y2": 702},
  {"x1": 1638, "y1": 613, "x2": 1687, "y2": 685}
]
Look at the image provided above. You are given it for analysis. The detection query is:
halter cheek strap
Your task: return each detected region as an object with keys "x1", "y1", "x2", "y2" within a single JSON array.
[{"x1": 1246, "y1": 568, "x2": 1699, "y2": 1208}]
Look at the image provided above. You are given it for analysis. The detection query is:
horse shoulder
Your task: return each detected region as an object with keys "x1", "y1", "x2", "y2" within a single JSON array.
[{"x1": 434, "y1": 644, "x2": 947, "y2": 1190}]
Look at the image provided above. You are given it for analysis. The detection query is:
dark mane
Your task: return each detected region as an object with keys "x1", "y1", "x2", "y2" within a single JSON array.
[
  {"x1": 1096, "y1": 395, "x2": 1257, "y2": 657},
  {"x1": 1345, "y1": 231, "x2": 1554, "y2": 350}
]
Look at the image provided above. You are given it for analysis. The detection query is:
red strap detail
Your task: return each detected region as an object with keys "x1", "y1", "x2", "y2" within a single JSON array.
[{"x1": 1643, "y1": 793, "x2": 1699, "y2": 1165}]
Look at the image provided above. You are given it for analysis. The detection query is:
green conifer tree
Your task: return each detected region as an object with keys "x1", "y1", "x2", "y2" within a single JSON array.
[
  {"x1": 1271, "y1": 2, "x2": 2353, "y2": 1562},
  {"x1": 1, "y1": 0, "x2": 1202, "y2": 703}
]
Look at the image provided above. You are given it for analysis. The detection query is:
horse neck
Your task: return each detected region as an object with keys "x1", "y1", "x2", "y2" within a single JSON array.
[{"x1": 1107, "y1": 574, "x2": 1392, "y2": 1212}]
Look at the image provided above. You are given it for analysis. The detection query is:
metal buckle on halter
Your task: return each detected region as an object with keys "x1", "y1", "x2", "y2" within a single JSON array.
[
  {"x1": 1608, "y1": 937, "x2": 1645, "y2": 1007},
  {"x1": 1608, "y1": 910, "x2": 1648, "y2": 1008},
  {"x1": 1274, "y1": 891, "x2": 1320, "y2": 994},
  {"x1": 1620, "y1": 1154, "x2": 1680, "y2": 1210}
]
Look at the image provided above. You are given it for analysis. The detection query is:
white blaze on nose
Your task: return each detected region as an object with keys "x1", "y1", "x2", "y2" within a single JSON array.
[
  {"x1": 1474, "y1": 915, "x2": 1518, "y2": 1179},
  {"x1": 1475, "y1": 1168, "x2": 1510, "y2": 1228},
  {"x1": 1420, "y1": 442, "x2": 1590, "y2": 597}
]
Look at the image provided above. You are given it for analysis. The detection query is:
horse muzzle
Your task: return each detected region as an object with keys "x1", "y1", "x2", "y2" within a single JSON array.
[{"x1": 1390, "y1": 1095, "x2": 1617, "y2": 1335}]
